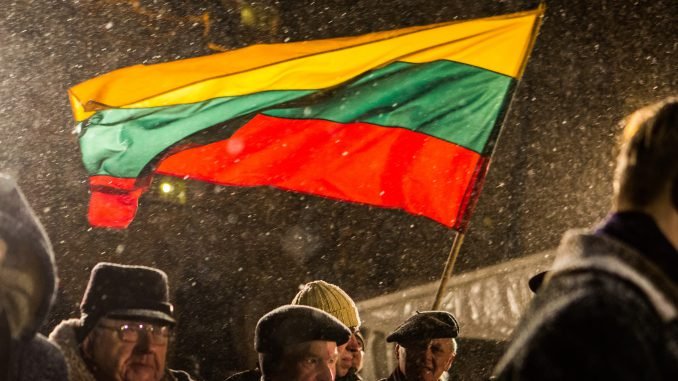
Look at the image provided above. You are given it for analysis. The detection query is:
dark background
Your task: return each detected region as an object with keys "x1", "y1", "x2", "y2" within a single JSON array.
[{"x1": 1, "y1": 0, "x2": 675, "y2": 379}]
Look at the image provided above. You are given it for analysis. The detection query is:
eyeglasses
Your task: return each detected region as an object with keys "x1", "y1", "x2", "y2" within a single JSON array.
[{"x1": 97, "y1": 322, "x2": 171, "y2": 344}]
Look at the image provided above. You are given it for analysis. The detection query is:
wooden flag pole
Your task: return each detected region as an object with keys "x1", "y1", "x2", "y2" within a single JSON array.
[
  {"x1": 431, "y1": 231, "x2": 465, "y2": 309},
  {"x1": 428, "y1": 3, "x2": 544, "y2": 311}
]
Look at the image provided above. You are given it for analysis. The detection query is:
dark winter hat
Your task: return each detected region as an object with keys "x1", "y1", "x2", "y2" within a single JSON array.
[
  {"x1": 386, "y1": 311, "x2": 459, "y2": 344},
  {"x1": 255, "y1": 305, "x2": 351, "y2": 355},
  {"x1": 80, "y1": 262, "x2": 175, "y2": 337}
]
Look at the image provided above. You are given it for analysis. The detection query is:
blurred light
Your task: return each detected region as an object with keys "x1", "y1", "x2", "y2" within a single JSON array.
[
  {"x1": 160, "y1": 183, "x2": 174, "y2": 193},
  {"x1": 0, "y1": 238, "x2": 7, "y2": 262},
  {"x1": 240, "y1": 5, "x2": 255, "y2": 26},
  {"x1": 237, "y1": 2, "x2": 280, "y2": 34}
]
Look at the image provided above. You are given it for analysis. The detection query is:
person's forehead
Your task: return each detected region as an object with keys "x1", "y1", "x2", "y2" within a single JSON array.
[
  {"x1": 430, "y1": 338, "x2": 454, "y2": 345},
  {"x1": 400, "y1": 337, "x2": 453, "y2": 349},
  {"x1": 99, "y1": 316, "x2": 168, "y2": 326},
  {"x1": 300, "y1": 340, "x2": 337, "y2": 355}
]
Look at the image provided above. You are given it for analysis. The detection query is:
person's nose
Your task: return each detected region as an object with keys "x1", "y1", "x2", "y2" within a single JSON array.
[
  {"x1": 424, "y1": 346, "x2": 434, "y2": 366},
  {"x1": 133, "y1": 330, "x2": 154, "y2": 353},
  {"x1": 317, "y1": 361, "x2": 334, "y2": 381},
  {"x1": 346, "y1": 334, "x2": 360, "y2": 352}
]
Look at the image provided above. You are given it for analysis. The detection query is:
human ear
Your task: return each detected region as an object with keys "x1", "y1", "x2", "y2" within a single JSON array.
[{"x1": 445, "y1": 353, "x2": 455, "y2": 369}]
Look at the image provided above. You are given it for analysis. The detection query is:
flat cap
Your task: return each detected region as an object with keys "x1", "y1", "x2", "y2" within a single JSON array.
[
  {"x1": 386, "y1": 311, "x2": 459, "y2": 343},
  {"x1": 255, "y1": 305, "x2": 351, "y2": 354}
]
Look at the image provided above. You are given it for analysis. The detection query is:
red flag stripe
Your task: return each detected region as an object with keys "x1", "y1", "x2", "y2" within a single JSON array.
[{"x1": 155, "y1": 114, "x2": 482, "y2": 227}]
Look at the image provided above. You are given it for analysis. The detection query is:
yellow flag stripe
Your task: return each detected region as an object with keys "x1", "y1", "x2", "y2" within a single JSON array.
[{"x1": 70, "y1": 8, "x2": 541, "y2": 121}]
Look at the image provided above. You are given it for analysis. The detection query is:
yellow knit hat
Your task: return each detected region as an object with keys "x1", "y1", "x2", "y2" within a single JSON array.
[{"x1": 291, "y1": 280, "x2": 361, "y2": 328}]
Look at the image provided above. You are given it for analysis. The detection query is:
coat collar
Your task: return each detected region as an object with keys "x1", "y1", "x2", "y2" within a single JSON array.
[
  {"x1": 596, "y1": 211, "x2": 678, "y2": 284},
  {"x1": 549, "y1": 230, "x2": 678, "y2": 321}
]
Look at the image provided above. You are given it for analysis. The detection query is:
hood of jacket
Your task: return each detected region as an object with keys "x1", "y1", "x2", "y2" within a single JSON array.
[{"x1": 0, "y1": 174, "x2": 56, "y2": 342}]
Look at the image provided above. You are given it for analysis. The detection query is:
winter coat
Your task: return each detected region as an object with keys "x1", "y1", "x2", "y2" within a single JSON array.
[
  {"x1": 337, "y1": 369, "x2": 363, "y2": 381},
  {"x1": 492, "y1": 229, "x2": 678, "y2": 380},
  {"x1": 0, "y1": 174, "x2": 68, "y2": 381},
  {"x1": 224, "y1": 368, "x2": 262, "y2": 381},
  {"x1": 6, "y1": 334, "x2": 68, "y2": 381},
  {"x1": 378, "y1": 367, "x2": 405, "y2": 381},
  {"x1": 49, "y1": 319, "x2": 196, "y2": 381},
  {"x1": 224, "y1": 367, "x2": 363, "y2": 381},
  {"x1": 378, "y1": 367, "x2": 427, "y2": 381}
]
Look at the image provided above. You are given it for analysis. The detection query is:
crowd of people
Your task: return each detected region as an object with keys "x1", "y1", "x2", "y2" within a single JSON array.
[{"x1": 0, "y1": 97, "x2": 676, "y2": 381}]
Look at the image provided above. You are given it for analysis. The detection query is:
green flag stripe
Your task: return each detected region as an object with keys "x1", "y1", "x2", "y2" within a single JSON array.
[
  {"x1": 80, "y1": 89, "x2": 313, "y2": 177},
  {"x1": 264, "y1": 60, "x2": 513, "y2": 153},
  {"x1": 80, "y1": 60, "x2": 512, "y2": 178}
]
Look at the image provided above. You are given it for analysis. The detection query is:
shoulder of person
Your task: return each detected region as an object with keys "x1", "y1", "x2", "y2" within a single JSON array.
[
  {"x1": 493, "y1": 270, "x2": 667, "y2": 380},
  {"x1": 537, "y1": 268, "x2": 664, "y2": 333},
  {"x1": 552, "y1": 230, "x2": 678, "y2": 319},
  {"x1": 223, "y1": 368, "x2": 262, "y2": 381},
  {"x1": 12, "y1": 334, "x2": 69, "y2": 381},
  {"x1": 168, "y1": 369, "x2": 200, "y2": 381}
]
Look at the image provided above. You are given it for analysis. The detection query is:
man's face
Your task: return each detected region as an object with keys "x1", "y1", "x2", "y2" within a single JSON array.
[
  {"x1": 279, "y1": 340, "x2": 338, "y2": 381},
  {"x1": 396, "y1": 338, "x2": 456, "y2": 381},
  {"x1": 83, "y1": 317, "x2": 170, "y2": 381},
  {"x1": 336, "y1": 332, "x2": 361, "y2": 377}
]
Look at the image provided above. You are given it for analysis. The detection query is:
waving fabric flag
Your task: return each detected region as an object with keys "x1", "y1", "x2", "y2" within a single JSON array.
[{"x1": 70, "y1": 7, "x2": 543, "y2": 229}]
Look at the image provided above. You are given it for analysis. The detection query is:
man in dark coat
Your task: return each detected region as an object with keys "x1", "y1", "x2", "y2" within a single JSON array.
[
  {"x1": 226, "y1": 304, "x2": 351, "y2": 381},
  {"x1": 379, "y1": 311, "x2": 459, "y2": 381},
  {"x1": 492, "y1": 98, "x2": 678, "y2": 380},
  {"x1": 49, "y1": 262, "x2": 197, "y2": 381},
  {"x1": 0, "y1": 174, "x2": 68, "y2": 380}
]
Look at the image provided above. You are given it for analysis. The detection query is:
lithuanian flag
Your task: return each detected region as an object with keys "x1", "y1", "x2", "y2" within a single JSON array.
[{"x1": 70, "y1": 7, "x2": 543, "y2": 229}]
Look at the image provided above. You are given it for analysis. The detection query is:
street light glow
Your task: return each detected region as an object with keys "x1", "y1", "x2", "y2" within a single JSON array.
[{"x1": 160, "y1": 183, "x2": 174, "y2": 193}]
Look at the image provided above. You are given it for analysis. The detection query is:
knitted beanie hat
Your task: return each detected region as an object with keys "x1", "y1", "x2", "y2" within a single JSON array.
[{"x1": 291, "y1": 280, "x2": 361, "y2": 328}]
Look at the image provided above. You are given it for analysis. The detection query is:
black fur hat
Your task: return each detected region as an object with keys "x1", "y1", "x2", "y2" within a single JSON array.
[{"x1": 79, "y1": 262, "x2": 175, "y2": 338}]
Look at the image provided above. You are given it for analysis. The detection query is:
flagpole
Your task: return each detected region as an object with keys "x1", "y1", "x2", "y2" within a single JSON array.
[
  {"x1": 429, "y1": 4, "x2": 543, "y2": 311},
  {"x1": 431, "y1": 231, "x2": 465, "y2": 309}
]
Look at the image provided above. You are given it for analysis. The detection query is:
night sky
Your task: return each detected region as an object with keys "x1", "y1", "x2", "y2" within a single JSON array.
[{"x1": 1, "y1": 0, "x2": 676, "y2": 379}]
